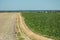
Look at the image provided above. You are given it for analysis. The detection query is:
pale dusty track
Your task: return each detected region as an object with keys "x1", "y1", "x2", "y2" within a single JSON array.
[
  {"x1": 18, "y1": 13, "x2": 53, "y2": 40},
  {"x1": 0, "y1": 13, "x2": 16, "y2": 40},
  {"x1": 0, "y1": 12, "x2": 31, "y2": 40},
  {"x1": 16, "y1": 13, "x2": 31, "y2": 40}
]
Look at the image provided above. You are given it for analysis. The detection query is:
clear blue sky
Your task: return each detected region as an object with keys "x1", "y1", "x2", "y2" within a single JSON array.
[{"x1": 0, "y1": 0, "x2": 60, "y2": 10}]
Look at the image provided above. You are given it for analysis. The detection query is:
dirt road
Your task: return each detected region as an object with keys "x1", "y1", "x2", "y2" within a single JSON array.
[
  {"x1": 16, "y1": 13, "x2": 31, "y2": 40},
  {"x1": 0, "y1": 13, "x2": 16, "y2": 40},
  {"x1": 19, "y1": 13, "x2": 53, "y2": 40}
]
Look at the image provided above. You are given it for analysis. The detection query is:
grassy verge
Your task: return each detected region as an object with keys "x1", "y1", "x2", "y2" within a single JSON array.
[
  {"x1": 16, "y1": 26, "x2": 25, "y2": 40},
  {"x1": 22, "y1": 12, "x2": 60, "y2": 40},
  {"x1": 17, "y1": 32, "x2": 24, "y2": 40}
]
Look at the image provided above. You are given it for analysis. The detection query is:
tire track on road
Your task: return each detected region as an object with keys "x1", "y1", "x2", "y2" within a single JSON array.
[{"x1": 16, "y1": 13, "x2": 31, "y2": 40}]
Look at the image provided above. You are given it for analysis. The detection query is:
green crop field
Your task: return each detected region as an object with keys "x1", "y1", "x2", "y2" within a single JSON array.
[{"x1": 22, "y1": 12, "x2": 60, "y2": 40}]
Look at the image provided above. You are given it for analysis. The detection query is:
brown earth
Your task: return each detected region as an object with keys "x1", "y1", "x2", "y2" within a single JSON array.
[{"x1": 0, "y1": 13, "x2": 16, "y2": 40}]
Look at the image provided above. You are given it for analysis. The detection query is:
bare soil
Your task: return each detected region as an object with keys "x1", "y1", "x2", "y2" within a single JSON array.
[{"x1": 0, "y1": 13, "x2": 16, "y2": 40}]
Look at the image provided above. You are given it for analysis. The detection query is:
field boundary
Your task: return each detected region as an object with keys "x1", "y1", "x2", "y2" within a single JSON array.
[
  {"x1": 17, "y1": 13, "x2": 53, "y2": 40},
  {"x1": 16, "y1": 13, "x2": 31, "y2": 40}
]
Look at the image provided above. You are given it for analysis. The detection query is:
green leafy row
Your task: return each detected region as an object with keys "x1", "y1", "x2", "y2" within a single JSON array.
[{"x1": 22, "y1": 12, "x2": 60, "y2": 40}]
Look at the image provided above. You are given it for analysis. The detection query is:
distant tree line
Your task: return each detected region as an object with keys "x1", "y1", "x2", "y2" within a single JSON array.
[{"x1": 0, "y1": 10, "x2": 60, "y2": 13}]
